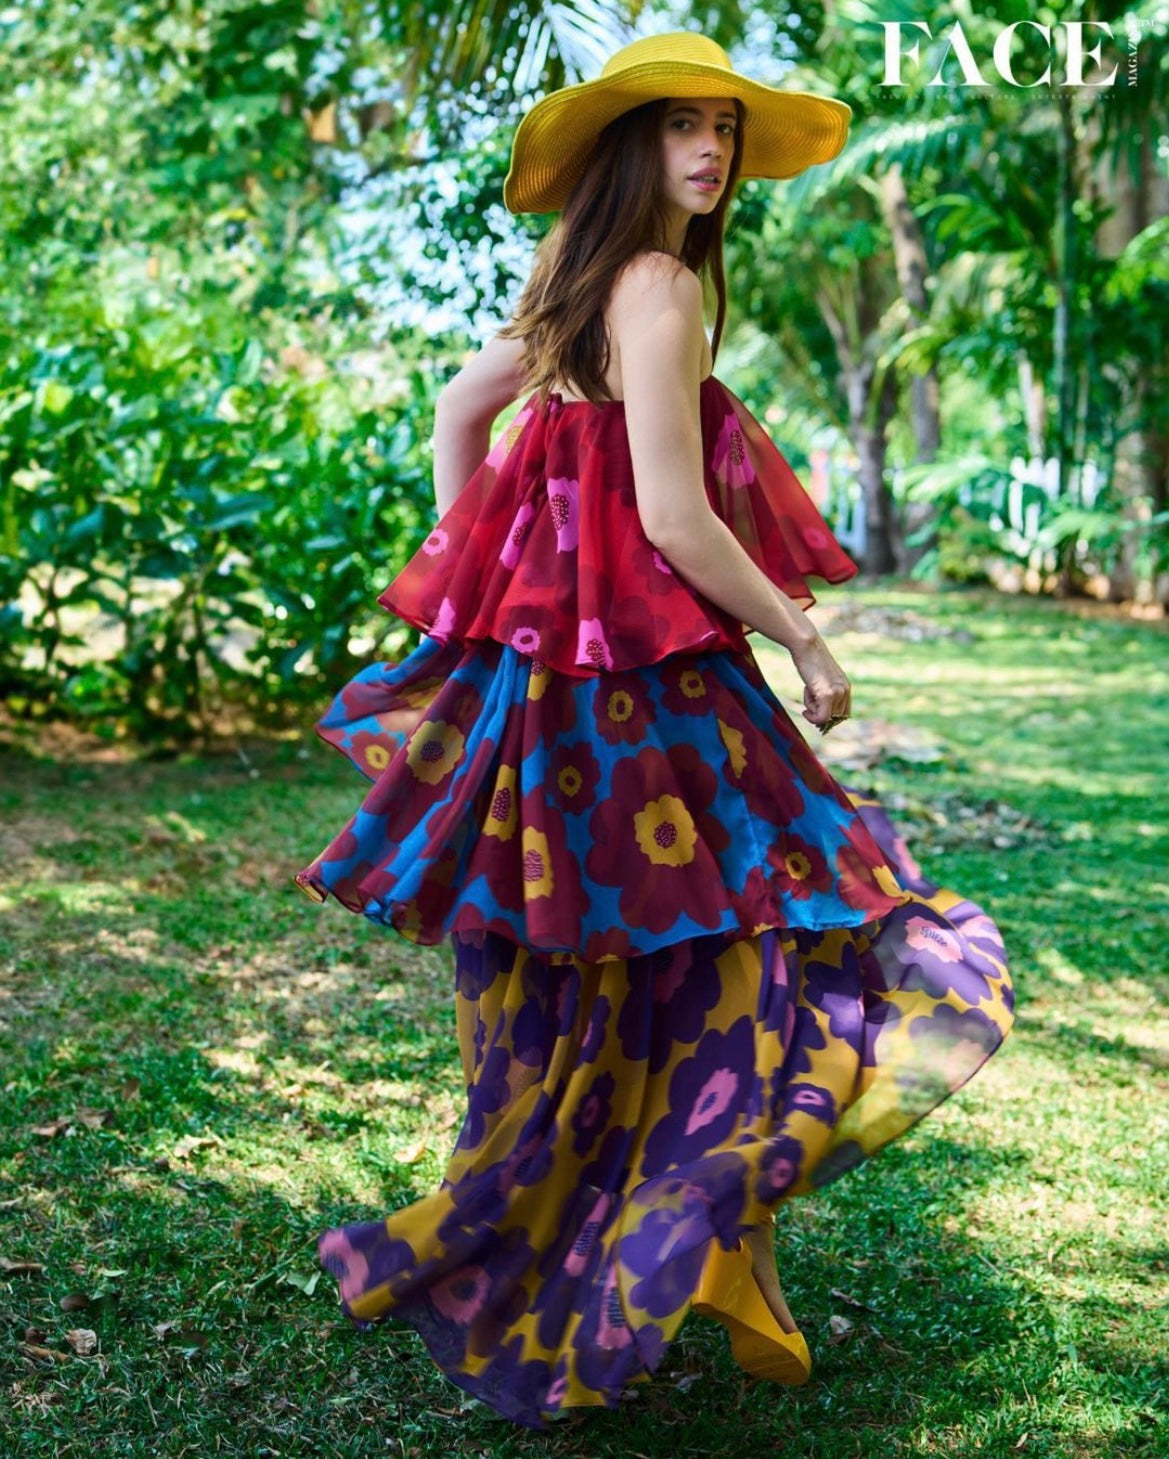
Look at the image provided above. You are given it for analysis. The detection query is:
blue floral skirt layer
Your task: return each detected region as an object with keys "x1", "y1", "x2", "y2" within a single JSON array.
[{"x1": 298, "y1": 632, "x2": 1014, "y2": 1428}]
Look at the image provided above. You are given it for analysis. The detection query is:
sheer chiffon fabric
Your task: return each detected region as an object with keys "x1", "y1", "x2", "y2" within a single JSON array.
[{"x1": 299, "y1": 377, "x2": 1014, "y2": 1428}]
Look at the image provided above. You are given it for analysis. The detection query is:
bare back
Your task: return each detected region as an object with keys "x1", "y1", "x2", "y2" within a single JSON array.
[{"x1": 550, "y1": 255, "x2": 714, "y2": 403}]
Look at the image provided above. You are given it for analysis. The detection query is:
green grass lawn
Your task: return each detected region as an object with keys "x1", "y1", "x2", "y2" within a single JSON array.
[{"x1": 2, "y1": 585, "x2": 1166, "y2": 1458}]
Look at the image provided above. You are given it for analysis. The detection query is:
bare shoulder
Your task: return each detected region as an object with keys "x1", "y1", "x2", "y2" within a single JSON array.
[{"x1": 611, "y1": 250, "x2": 703, "y2": 324}]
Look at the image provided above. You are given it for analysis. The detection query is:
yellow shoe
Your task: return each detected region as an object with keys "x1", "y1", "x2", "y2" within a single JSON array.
[{"x1": 691, "y1": 1236, "x2": 812, "y2": 1386}]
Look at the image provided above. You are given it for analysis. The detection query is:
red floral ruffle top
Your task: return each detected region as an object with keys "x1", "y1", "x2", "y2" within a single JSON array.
[{"x1": 379, "y1": 376, "x2": 856, "y2": 677}]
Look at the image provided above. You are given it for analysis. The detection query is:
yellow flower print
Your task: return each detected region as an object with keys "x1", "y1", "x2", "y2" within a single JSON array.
[
  {"x1": 483, "y1": 763, "x2": 519, "y2": 841},
  {"x1": 717, "y1": 718, "x2": 747, "y2": 777},
  {"x1": 394, "y1": 898, "x2": 424, "y2": 940},
  {"x1": 557, "y1": 764, "x2": 583, "y2": 800},
  {"x1": 633, "y1": 795, "x2": 698, "y2": 867},
  {"x1": 679, "y1": 669, "x2": 706, "y2": 699},
  {"x1": 405, "y1": 719, "x2": 465, "y2": 785},
  {"x1": 526, "y1": 658, "x2": 550, "y2": 701},
  {"x1": 606, "y1": 689, "x2": 634, "y2": 724},
  {"x1": 521, "y1": 827, "x2": 554, "y2": 899},
  {"x1": 365, "y1": 742, "x2": 392, "y2": 772},
  {"x1": 784, "y1": 850, "x2": 813, "y2": 881}
]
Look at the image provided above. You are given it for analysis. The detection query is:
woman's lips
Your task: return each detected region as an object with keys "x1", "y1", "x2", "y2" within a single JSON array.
[{"x1": 688, "y1": 175, "x2": 723, "y2": 193}]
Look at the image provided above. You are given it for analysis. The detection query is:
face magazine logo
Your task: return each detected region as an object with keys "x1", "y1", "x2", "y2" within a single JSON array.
[{"x1": 881, "y1": 17, "x2": 1153, "y2": 88}]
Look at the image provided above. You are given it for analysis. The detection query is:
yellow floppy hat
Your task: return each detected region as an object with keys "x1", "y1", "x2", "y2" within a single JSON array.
[{"x1": 503, "y1": 31, "x2": 851, "y2": 215}]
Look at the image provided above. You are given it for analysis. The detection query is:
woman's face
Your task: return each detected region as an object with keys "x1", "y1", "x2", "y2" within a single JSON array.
[{"x1": 657, "y1": 95, "x2": 736, "y2": 224}]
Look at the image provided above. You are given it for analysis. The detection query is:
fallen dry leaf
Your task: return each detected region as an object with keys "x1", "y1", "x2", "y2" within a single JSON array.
[
  {"x1": 76, "y1": 1108, "x2": 115, "y2": 1131},
  {"x1": 829, "y1": 1287, "x2": 876, "y2": 1312},
  {"x1": 65, "y1": 1329, "x2": 98, "y2": 1356},
  {"x1": 827, "y1": 1313, "x2": 855, "y2": 1345},
  {"x1": 0, "y1": 1258, "x2": 44, "y2": 1275},
  {"x1": 172, "y1": 1133, "x2": 223, "y2": 1159},
  {"x1": 32, "y1": 1119, "x2": 71, "y2": 1139},
  {"x1": 59, "y1": 1292, "x2": 90, "y2": 1313},
  {"x1": 17, "y1": 1342, "x2": 68, "y2": 1364},
  {"x1": 152, "y1": 1320, "x2": 209, "y2": 1348},
  {"x1": 395, "y1": 1138, "x2": 429, "y2": 1164},
  {"x1": 119, "y1": 1078, "x2": 142, "y2": 1102}
]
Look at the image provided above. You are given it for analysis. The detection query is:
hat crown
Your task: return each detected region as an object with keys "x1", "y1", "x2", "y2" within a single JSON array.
[{"x1": 599, "y1": 32, "x2": 732, "y2": 81}]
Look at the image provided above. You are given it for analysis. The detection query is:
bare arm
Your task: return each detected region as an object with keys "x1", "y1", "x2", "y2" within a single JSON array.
[
  {"x1": 613, "y1": 254, "x2": 850, "y2": 729},
  {"x1": 432, "y1": 332, "x2": 530, "y2": 516}
]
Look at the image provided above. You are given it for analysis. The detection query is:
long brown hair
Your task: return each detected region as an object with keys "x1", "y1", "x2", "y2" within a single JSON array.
[{"x1": 499, "y1": 96, "x2": 745, "y2": 405}]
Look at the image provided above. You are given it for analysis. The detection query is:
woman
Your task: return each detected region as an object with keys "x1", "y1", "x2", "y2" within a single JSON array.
[{"x1": 295, "y1": 32, "x2": 1014, "y2": 1431}]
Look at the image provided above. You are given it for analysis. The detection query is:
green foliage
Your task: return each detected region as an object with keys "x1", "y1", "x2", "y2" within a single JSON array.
[{"x1": 0, "y1": 303, "x2": 442, "y2": 739}]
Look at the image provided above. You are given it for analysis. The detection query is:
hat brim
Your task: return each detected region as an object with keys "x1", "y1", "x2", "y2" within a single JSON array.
[{"x1": 504, "y1": 59, "x2": 851, "y2": 214}]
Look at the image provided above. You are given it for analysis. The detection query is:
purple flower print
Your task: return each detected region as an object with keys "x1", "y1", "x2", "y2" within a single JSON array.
[
  {"x1": 617, "y1": 940, "x2": 724, "y2": 1074},
  {"x1": 532, "y1": 1189, "x2": 615, "y2": 1348},
  {"x1": 546, "y1": 476, "x2": 580, "y2": 552},
  {"x1": 641, "y1": 1017, "x2": 756, "y2": 1173},
  {"x1": 752, "y1": 1133, "x2": 805, "y2": 1204},
  {"x1": 431, "y1": 1264, "x2": 493, "y2": 1324},
  {"x1": 580, "y1": 1123, "x2": 634, "y2": 1190},
  {"x1": 511, "y1": 962, "x2": 579, "y2": 1070},
  {"x1": 616, "y1": 1161, "x2": 746, "y2": 1320},
  {"x1": 782, "y1": 1081, "x2": 838, "y2": 1125},
  {"x1": 879, "y1": 904, "x2": 1001, "y2": 1008},
  {"x1": 578, "y1": 993, "x2": 611, "y2": 1064},
  {"x1": 456, "y1": 1038, "x2": 511, "y2": 1149},
  {"x1": 904, "y1": 1001, "x2": 1005, "y2": 1094},
  {"x1": 318, "y1": 1222, "x2": 417, "y2": 1315},
  {"x1": 453, "y1": 935, "x2": 511, "y2": 1000},
  {"x1": 570, "y1": 1071, "x2": 616, "y2": 1157}
]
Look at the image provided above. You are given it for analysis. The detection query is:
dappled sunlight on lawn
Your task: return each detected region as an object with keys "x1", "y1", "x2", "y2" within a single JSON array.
[{"x1": 2, "y1": 588, "x2": 1166, "y2": 1457}]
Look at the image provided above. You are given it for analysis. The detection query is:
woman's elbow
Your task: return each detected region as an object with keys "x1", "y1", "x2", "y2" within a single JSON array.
[{"x1": 641, "y1": 507, "x2": 716, "y2": 560}]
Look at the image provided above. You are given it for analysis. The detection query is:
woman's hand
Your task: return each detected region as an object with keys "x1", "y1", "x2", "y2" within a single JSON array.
[{"x1": 789, "y1": 635, "x2": 851, "y2": 734}]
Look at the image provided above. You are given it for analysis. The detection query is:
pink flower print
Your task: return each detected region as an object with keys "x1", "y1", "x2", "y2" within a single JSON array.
[
  {"x1": 433, "y1": 595, "x2": 456, "y2": 640},
  {"x1": 713, "y1": 412, "x2": 756, "y2": 489},
  {"x1": 651, "y1": 548, "x2": 674, "y2": 575},
  {"x1": 547, "y1": 476, "x2": 580, "y2": 552},
  {"x1": 683, "y1": 1065, "x2": 738, "y2": 1136},
  {"x1": 577, "y1": 617, "x2": 613, "y2": 670},
  {"x1": 500, "y1": 501, "x2": 535, "y2": 568},
  {"x1": 318, "y1": 1229, "x2": 371, "y2": 1305},
  {"x1": 485, "y1": 406, "x2": 534, "y2": 468},
  {"x1": 595, "y1": 1263, "x2": 632, "y2": 1350},
  {"x1": 510, "y1": 624, "x2": 542, "y2": 655},
  {"x1": 563, "y1": 1193, "x2": 612, "y2": 1277},
  {"x1": 905, "y1": 915, "x2": 963, "y2": 964},
  {"x1": 431, "y1": 1264, "x2": 492, "y2": 1324},
  {"x1": 421, "y1": 526, "x2": 449, "y2": 556},
  {"x1": 803, "y1": 525, "x2": 830, "y2": 549}
]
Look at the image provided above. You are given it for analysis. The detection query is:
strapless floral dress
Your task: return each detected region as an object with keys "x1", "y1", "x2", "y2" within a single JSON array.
[{"x1": 294, "y1": 375, "x2": 1014, "y2": 1429}]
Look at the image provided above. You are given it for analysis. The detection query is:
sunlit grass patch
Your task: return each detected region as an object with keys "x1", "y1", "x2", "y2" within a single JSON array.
[{"x1": 2, "y1": 585, "x2": 1167, "y2": 1458}]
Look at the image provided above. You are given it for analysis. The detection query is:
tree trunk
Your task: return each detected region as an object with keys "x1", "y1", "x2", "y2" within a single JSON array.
[
  {"x1": 879, "y1": 161, "x2": 940, "y2": 570},
  {"x1": 1087, "y1": 115, "x2": 1169, "y2": 604},
  {"x1": 845, "y1": 360, "x2": 900, "y2": 574}
]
